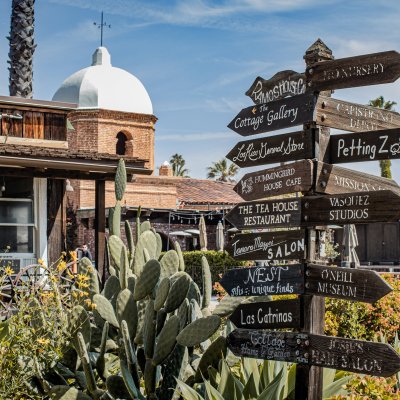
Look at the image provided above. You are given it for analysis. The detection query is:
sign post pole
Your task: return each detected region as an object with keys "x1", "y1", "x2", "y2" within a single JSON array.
[{"x1": 295, "y1": 39, "x2": 334, "y2": 400}]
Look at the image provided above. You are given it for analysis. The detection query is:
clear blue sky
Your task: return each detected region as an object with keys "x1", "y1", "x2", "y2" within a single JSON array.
[{"x1": 0, "y1": 0, "x2": 400, "y2": 181}]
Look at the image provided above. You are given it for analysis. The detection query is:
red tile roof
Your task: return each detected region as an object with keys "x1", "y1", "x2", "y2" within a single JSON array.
[{"x1": 176, "y1": 178, "x2": 241, "y2": 205}]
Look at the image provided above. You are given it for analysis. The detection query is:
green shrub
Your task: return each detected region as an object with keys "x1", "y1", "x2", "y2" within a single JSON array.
[
  {"x1": 325, "y1": 274, "x2": 400, "y2": 342},
  {"x1": 182, "y1": 250, "x2": 248, "y2": 293}
]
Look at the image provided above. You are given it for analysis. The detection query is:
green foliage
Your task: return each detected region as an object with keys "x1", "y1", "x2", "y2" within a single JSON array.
[
  {"x1": 182, "y1": 250, "x2": 248, "y2": 292},
  {"x1": 207, "y1": 158, "x2": 239, "y2": 182},
  {"x1": 170, "y1": 153, "x2": 190, "y2": 177},
  {"x1": 325, "y1": 274, "x2": 400, "y2": 342},
  {"x1": 380, "y1": 159, "x2": 392, "y2": 179}
]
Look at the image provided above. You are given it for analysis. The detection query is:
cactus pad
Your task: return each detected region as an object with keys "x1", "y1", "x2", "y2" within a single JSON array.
[
  {"x1": 212, "y1": 295, "x2": 246, "y2": 317},
  {"x1": 154, "y1": 277, "x2": 171, "y2": 311},
  {"x1": 93, "y1": 294, "x2": 119, "y2": 328},
  {"x1": 141, "y1": 220, "x2": 151, "y2": 233},
  {"x1": 112, "y1": 203, "x2": 122, "y2": 238},
  {"x1": 108, "y1": 235, "x2": 125, "y2": 268},
  {"x1": 116, "y1": 289, "x2": 138, "y2": 339},
  {"x1": 201, "y1": 256, "x2": 212, "y2": 309},
  {"x1": 133, "y1": 230, "x2": 157, "y2": 276},
  {"x1": 78, "y1": 258, "x2": 99, "y2": 299},
  {"x1": 164, "y1": 272, "x2": 191, "y2": 313},
  {"x1": 115, "y1": 158, "x2": 127, "y2": 201},
  {"x1": 69, "y1": 305, "x2": 91, "y2": 351},
  {"x1": 177, "y1": 298, "x2": 190, "y2": 330},
  {"x1": 176, "y1": 315, "x2": 221, "y2": 347},
  {"x1": 134, "y1": 299, "x2": 147, "y2": 345},
  {"x1": 187, "y1": 280, "x2": 202, "y2": 304},
  {"x1": 160, "y1": 250, "x2": 179, "y2": 280},
  {"x1": 175, "y1": 241, "x2": 185, "y2": 271},
  {"x1": 102, "y1": 275, "x2": 121, "y2": 309},
  {"x1": 152, "y1": 315, "x2": 180, "y2": 365},
  {"x1": 134, "y1": 259, "x2": 161, "y2": 301},
  {"x1": 143, "y1": 300, "x2": 157, "y2": 359}
]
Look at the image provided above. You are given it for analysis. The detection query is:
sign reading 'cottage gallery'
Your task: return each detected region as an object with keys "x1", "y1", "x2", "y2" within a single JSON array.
[{"x1": 227, "y1": 93, "x2": 315, "y2": 136}]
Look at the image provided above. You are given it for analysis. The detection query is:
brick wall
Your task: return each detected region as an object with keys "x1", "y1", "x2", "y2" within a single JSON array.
[{"x1": 67, "y1": 109, "x2": 157, "y2": 169}]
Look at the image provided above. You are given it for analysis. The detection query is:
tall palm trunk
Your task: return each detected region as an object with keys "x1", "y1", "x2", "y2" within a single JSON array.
[{"x1": 8, "y1": 0, "x2": 36, "y2": 98}]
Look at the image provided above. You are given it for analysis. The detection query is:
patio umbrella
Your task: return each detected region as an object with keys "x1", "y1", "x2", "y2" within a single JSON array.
[
  {"x1": 341, "y1": 224, "x2": 360, "y2": 268},
  {"x1": 199, "y1": 215, "x2": 207, "y2": 251},
  {"x1": 216, "y1": 221, "x2": 224, "y2": 252}
]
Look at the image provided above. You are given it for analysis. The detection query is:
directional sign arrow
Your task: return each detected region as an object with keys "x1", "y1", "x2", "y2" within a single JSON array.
[
  {"x1": 227, "y1": 92, "x2": 315, "y2": 136},
  {"x1": 227, "y1": 330, "x2": 400, "y2": 377},
  {"x1": 220, "y1": 264, "x2": 392, "y2": 303},
  {"x1": 315, "y1": 161, "x2": 400, "y2": 196},
  {"x1": 330, "y1": 127, "x2": 400, "y2": 164},
  {"x1": 316, "y1": 95, "x2": 400, "y2": 132},
  {"x1": 306, "y1": 50, "x2": 400, "y2": 91},
  {"x1": 226, "y1": 130, "x2": 314, "y2": 168},
  {"x1": 245, "y1": 70, "x2": 306, "y2": 105},
  {"x1": 234, "y1": 160, "x2": 313, "y2": 201},
  {"x1": 229, "y1": 299, "x2": 302, "y2": 329},
  {"x1": 227, "y1": 229, "x2": 306, "y2": 261},
  {"x1": 225, "y1": 190, "x2": 400, "y2": 229}
]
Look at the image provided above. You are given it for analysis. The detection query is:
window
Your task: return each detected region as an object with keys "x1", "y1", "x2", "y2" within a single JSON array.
[
  {"x1": 0, "y1": 178, "x2": 34, "y2": 254},
  {"x1": 116, "y1": 132, "x2": 127, "y2": 155}
]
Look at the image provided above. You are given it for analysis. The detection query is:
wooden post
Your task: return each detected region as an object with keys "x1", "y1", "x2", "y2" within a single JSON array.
[
  {"x1": 295, "y1": 39, "x2": 334, "y2": 400},
  {"x1": 95, "y1": 180, "x2": 106, "y2": 288}
]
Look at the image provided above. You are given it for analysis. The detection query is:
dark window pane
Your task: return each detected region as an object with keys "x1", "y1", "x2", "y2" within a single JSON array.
[
  {"x1": 0, "y1": 200, "x2": 33, "y2": 224},
  {"x1": 0, "y1": 226, "x2": 34, "y2": 253}
]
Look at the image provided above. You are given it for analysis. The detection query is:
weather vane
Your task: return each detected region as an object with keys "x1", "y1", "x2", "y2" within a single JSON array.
[{"x1": 93, "y1": 11, "x2": 111, "y2": 47}]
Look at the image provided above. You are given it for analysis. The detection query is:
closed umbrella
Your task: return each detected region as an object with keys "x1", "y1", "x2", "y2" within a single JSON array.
[
  {"x1": 199, "y1": 215, "x2": 207, "y2": 251},
  {"x1": 341, "y1": 224, "x2": 360, "y2": 268},
  {"x1": 216, "y1": 221, "x2": 224, "y2": 252}
]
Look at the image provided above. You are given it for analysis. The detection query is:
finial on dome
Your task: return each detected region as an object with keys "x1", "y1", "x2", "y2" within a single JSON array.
[{"x1": 92, "y1": 47, "x2": 112, "y2": 66}]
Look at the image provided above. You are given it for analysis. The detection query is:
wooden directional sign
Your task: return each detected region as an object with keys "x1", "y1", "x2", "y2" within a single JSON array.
[
  {"x1": 302, "y1": 190, "x2": 400, "y2": 225},
  {"x1": 220, "y1": 264, "x2": 392, "y2": 303},
  {"x1": 225, "y1": 198, "x2": 302, "y2": 230},
  {"x1": 227, "y1": 229, "x2": 306, "y2": 261},
  {"x1": 330, "y1": 127, "x2": 400, "y2": 164},
  {"x1": 234, "y1": 160, "x2": 313, "y2": 201},
  {"x1": 305, "y1": 263, "x2": 392, "y2": 304},
  {"x1": 306, "y1": 50, "x2": 400, "y2": 91},
  {"x1": 219, "y1": 264, "x2": 304, "y2": 297},
  {"x1": 226, "y1": 130, "x2": 314, "y2": 168},
  {"x1": 227, "y1": 330, "x2": 309, "y2": 364},
  {"x1": 246, "y1": 70, "x2": 306, "y2": 105},
  {"x1": 226, "y1": 190, "x2": 400, "y2": 229},
  {"x1": 227, "y1": 92, "x2": 315, "y2": 136},
  {"x1": 309, "y1": 334, "x2": 400, "y2": 377},
  {"x1": 229, "y1": 299, "x2": 302, "y2": 329},
  {"x1": 227, "y1": 330, "x2": 400, "y2": 377},
  {"x1": 316, "y1": 95, "x2": 400, "y2": 132},
  {"x1": 315, "y1": 162, "x2": 400, "y2": 195}
]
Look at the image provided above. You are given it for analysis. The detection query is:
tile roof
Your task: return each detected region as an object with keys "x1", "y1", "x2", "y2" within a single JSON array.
[{"x1": 176, "y1": 178, "x2": 241, "y2": 205}]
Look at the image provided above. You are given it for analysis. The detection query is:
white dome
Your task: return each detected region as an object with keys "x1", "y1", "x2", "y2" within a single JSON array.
[{"x1": 52, "y1": 47, "x2": 153, "y2": 114}]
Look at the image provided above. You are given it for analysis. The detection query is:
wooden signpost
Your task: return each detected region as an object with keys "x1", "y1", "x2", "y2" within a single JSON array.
[
  {"x1": 222, "y1": 41, "x2": 400, "y2": 399},
  {"x1": 227, "y1": 229, "x2": 306, "y2": 261},
  {"x1": 234, "y1": 160, "x2": 313, "y2": 200},
  {"x1": 220, "y1": 264, "x2": 392, "y2": 303},
  {"x1": 330, "y1": 127, "x2": 400, "y2": 163},
  {"x1": 227, "y1": 92, "x2": 315, "y2": 136},
  {"x1": 227, "y1": 330, "x2": 400, "y2": 377},
  {"x1": 314, "y1": 162, "x2": 400, "y2": 195},
  {"x1": 316, "y1": 95, "x2": 400, "y2": 132},
  {"x1": 306, "y1": 50, "x2": 400, "y2": 91},
  {"x1": 225, "y1": 190, "x2": 400, "y2": 229},
  {"x1": 226, "y1": 130, "x2": 314, "y2": 168},
  {"x1": 229, "y1": 299, "x2": 302, "y2": 329},
  {"x1": 246, "y1": 70, "x2": 306, "y2": 104}
]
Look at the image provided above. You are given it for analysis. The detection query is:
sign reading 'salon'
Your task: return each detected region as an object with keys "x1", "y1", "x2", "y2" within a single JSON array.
[{"x1": 227, "y1": 330, "x2": 400, "y2": 377}]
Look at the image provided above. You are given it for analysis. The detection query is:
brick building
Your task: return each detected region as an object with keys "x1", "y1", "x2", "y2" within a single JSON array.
[{"x1": 52, "y1": 47, "x2": 241, "y2": 253}]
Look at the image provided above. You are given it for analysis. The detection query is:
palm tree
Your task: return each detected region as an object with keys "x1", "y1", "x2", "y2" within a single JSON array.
[
  {"x1": 8, "y1": 0, "x2": 36, "y2": 98},
  {"x1": 368, "y1": 96, "x2": 397, "y2": 179},
  {"x1": 207, "y1": 158, "x2": 239, "y2": 182},
  {"x1": 169, "y1": 153, "x2": 190, "y2": 177}
]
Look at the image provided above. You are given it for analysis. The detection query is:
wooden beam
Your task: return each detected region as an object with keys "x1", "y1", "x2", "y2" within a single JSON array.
[{"x1": 95, "y1": 180, "x2": 106, "y2": 288}]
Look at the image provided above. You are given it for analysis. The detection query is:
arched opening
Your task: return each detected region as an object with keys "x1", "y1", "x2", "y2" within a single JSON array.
[{"x1": 116, "y1": 132, "x2": 128, "y2": 155}]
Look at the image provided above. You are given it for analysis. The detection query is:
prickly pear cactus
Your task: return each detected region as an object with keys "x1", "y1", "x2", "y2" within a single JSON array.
[{"x1": 115, "y1": 158, "x2": 127, "y2": 202}]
